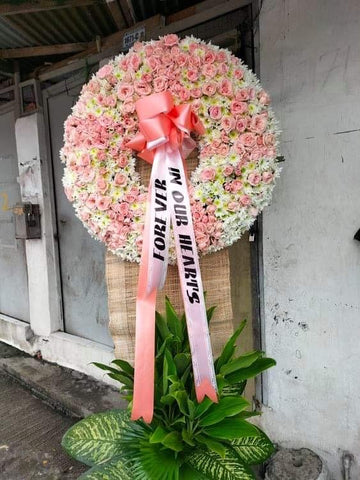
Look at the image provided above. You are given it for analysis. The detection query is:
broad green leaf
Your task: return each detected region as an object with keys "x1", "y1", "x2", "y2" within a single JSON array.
[
  {"x1": 182, "y1": 429, "x2": 195, "y2": 446},
  {"x1": 186, "y1": 447, "x2": 255, "y2": 480},
  {"x1": 180, "y1": 464, "x2": 208, "y2": 480},
  {"x1": 162, "y1": 431, "x2": 183, "y2": 452},
  {"x1": 226, "y1": 358, "x2": 276, "y2": 384},
  {"x1": 62, "y1": 410, "x2": 130, "y2": 466},
  {"x1": 108, "y1": 372, "x2": 133, "y2": 388},
  {"x1": 194, "y1": 397, "x2": 213, "y2": 418},
  {"x1": 220, "y1": 351, "x2": 263, "y2": 375},
  {"x1": 215, "y1": 320, "x2": 247, "y2": 373},
  {"x1": 206, "y1": 306, "x2": 216, "y2": 324},
  {"x1": 149, "y1": 425, "x2": 168, "y2": 444},
  {"x1": 172, "y1": 390, "x2": 189, "y2": 417},
  {"x1": 91, "y1": 362, "x2": 122, "y2": 376},
  {"x1": 199, "y1": 397, "x2": 250, "y2": 426},
  {"x1": 166, "y1": 297, "x2": 184, "y2": 342},
  {"x1": 155, "y1": 310, "x2": 171, "y2": 341},
  {"x1": 221, "y1": 381, "x2": 247, "y2": 397},
  {"x1": 174, "y1": 353, "x2": 191, "y2": 376},
  {"x1": 79, "y1": 457, "x2": 132, "y2": 479},
  {"x1": 203, "y1": 418, "x2": 260, "y2": 440},
  {"x1": 132, "y1": 443, "x2": 180, "y2": 480},
  {"x1": 231, "y1": 430, "x2": 275, "y2": 465},
  {"x1": 111, "y1": 359, "x2": 134, "y2": 376},
  {"x1": 197, "y1": 435, "x2": 227, "y2": 457}
]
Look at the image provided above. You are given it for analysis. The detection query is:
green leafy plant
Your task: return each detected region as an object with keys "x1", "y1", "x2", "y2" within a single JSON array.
[{"x1": 62, "y1": 298, "x2": 276, "y2": 479}]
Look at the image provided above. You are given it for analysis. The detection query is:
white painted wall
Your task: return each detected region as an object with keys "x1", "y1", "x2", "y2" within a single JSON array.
[{"x1": 259, "y1": 1, "x2": 360, "y2": 478}]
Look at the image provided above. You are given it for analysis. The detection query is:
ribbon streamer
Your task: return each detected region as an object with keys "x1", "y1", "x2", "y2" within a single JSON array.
[{"x1": 126, "y1": 92, "x2": 218, "y2": 423}]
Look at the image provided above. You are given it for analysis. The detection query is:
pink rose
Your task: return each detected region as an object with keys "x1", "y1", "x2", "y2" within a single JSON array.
[
  {"x1": 117, "y1": 84, "x2": 134, "y2": 101},
  {"x1": 236, "y1": 89, "x2": 250, "y2": 101},
  {"x1": 234, "y1": 69, "x2": 244, "y2": 80},
  {"x1": 200, "y1": 167, "x2": 216, "y2": 182},
  {"x1": 79, "y1": 153, "x2": 90, "y2": 167},
  {"x1": 230, "y1": 180, "x2": 243, "y2": 193},
  {"x1": 219, "y1": 79, "x2": 233, "y2": 97},
  {"x1": 223, "y1": 165, "x2": 234, "y2": 176},
  {"x1": 250, "y1": 114, "x2": 267, "y2": 134},
  {"x1": 114, "y1": 173, "x2": 127, "y2": 186},
  {"x1": 163, "y1": 34, "x2": 179, "y2": 46},
  {"x1": 122, "y1": 100, "x2": 135, "y2": 114},
  {"x1": 217, "y1": 63, "x2": 229, "y2": 75},
  {"x1": 144, "y1": 45, "x2": 154, "y2": 56},
  {"x1": 209, "y1": 106, "x2": 222, "y2": 120},
  {"x1": 235, "y1": 118, "x2": 247, "y2": 133},
  {"x1": 97, "y1": 177, "x2": 108, "y2": 193},
  {"x1": 134, "y1": 81, "x2": 151, "y2": 96},
  {"x1": 239, "y1": 132, "x2": 257, "y2": 147},
  {"x1": 204, "y1": 51, "x2": 216, "y2": 64},
  {"x1": 240, "y1": 195, "x2": 251, "y2": 206},
  {"x1": 202, "y1": 82, "x2": 217, "y2": 96},
  {"x1": 216, "y1": 51, "x2": 227, "y2": 63},
  {"x1": 248, "y1": 172, "x2": 261, "y2": 186},
  {"x1": 263, "y1": 133, "x2": 275, "y2": 146},
  {"x1": 190, "y1": 88, "x2": 202, "y2": 98},
  {"x1": 202, "y1": 64, "x2": 217, "y2": 78},
  {"x1": 221, "y1": 116, "x2": 236, "y2": 132},
  {"x1": 178, "y1": 87, "x2": 190, "y2": 102},
  {"x1": 96, "y1": 196, "x2": 111, "y2": 211},
  {"x1": 227, "y1": 201, "x2": 239, "y2": 212},
  {"x1": 258, "y1": 89, "x2": 270, "y2": 105},
  {"x1": 176, "y1": 53, "x2": 187, "y2": 66},
  {"x1": 187, "y1": 69, "x2": 199, "y2": 82},
  {"x1": 230, "y1": 100, "x2": 248, "y2": 115},
  {"x1": 153, "y1": 77, "x2": 168, "y2": 93},
  {"x1": 148, "y1": 56, "x2": 160, "y2": 70},
  {"x1": 262, "y1": 171, "x2": 274, "y2": 184},
  {"x1": 233, "y1": 141, "x2": 246, "y2": 156},
  {"x1": 129, "y1": 54, "x2": 141, "y2": 71},
  {"x1": 97, "y1": 64, "x2": 113, "y2": 79},
  {"x1": 86, "y1": 194, "x2": 97, "y2": 209}
]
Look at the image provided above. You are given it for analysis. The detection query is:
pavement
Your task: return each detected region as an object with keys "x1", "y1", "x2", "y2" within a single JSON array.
[{"x1": 0, "y1": 342, "x2": 125, "y2": 479}]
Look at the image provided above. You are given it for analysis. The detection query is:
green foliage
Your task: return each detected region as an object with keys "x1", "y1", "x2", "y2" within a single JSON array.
[{"x1": 63, "y1": 298, "x2": 276, "y2": 479}]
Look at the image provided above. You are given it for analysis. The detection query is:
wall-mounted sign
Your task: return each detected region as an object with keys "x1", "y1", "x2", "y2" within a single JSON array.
[{"x1": 122, "y1": 26, "x2": 145, "y2": 50}]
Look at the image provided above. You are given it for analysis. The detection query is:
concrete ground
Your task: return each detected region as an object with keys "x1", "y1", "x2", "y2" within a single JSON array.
[{"x1": 0, "y1": 342, "x2": 124, "y2": 479}]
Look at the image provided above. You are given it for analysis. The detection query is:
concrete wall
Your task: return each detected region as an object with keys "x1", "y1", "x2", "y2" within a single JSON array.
[{"x1": 259, "y1": 0, "x2": 360, "y2": 478}]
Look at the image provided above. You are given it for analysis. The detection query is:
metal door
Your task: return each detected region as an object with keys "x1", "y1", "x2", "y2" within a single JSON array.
[
  {"x1": 0, "y1": 108, "x2": 30, "y2": 322},
  {"x1": 46, "y1": 82, "x2": 113, "y2": 347}
]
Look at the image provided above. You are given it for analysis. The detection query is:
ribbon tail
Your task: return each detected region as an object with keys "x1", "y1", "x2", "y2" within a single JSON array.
[{"x1": 166, "y1": 145, "x2": 218, "y2": 404}]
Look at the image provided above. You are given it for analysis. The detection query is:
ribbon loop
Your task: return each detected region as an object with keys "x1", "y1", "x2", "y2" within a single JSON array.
[{"x1": 127, "y1": 92, "x2": 218, "y2": 423}]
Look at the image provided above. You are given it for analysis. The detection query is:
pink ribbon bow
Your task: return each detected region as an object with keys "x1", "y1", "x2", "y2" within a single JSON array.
[{"x1": 126, "y1": 91, "x2": 218, "y2": 423}]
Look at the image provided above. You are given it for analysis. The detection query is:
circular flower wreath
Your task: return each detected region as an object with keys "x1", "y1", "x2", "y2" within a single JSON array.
[{"x1": 61, "y1": 34, "x2": 280, "y2": 263}]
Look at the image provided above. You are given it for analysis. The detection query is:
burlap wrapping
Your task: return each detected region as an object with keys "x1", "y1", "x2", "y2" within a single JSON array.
[{"x1": 106, "y1": 248, "x2": 234, "y2": 362}]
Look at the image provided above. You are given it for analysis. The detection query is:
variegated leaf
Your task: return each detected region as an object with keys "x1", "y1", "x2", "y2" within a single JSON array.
[
  {"x1": 186, "y1": 448, "x2": 255, "y2": 480},
  {"x1": 62, "y1": 409, "x2": 130, "y2": 466},
  {"x1": 79, "y1": 457, "x2": 132, "y2": 479},
  {"x1": 231, "y1": 430, "x2": 275, "y2": 465}
]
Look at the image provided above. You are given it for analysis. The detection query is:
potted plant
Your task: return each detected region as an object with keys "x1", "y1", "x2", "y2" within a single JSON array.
[{"x1": 62, "y1": 299, "x2": 276, "y2": 479}]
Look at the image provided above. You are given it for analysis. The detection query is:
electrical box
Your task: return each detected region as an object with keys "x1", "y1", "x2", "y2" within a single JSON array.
[{"x1": 14, "y1": 203, "x2": 41, "y2": 239}]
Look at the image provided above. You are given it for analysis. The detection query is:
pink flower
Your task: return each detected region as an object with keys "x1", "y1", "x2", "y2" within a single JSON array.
[
  {"x1": 217, "y1": 63, "x2": 229, "y2": 75},
  {"x1": 129, "y1": 54, "x2": 141, "y2": 71},
  {"x1": 202, "y1": 64, "x2": 217, "y2": 78},
  {"x1": 178, "y1": 87, "x2": 190, "y2": 102},
  {"x1": 96, "y1": 196, "x2": 111, "y2": 211},
  {"x1": 122, "y1": 100, "x2": 135, "y2": 114},
  {"x1": 144, "y1": 45, "x2": 154, "y2": 56},
  {"x1": 228, "y1": 201, "x2": 239, "y2": 212},
  {"x1": 250, "y1": 114, "x2": 267, "y2": 134},
  {"x1": 163, "y1": 34, "x2": 179, "y2": 46},
  {"x1": 190, "y1": 88, "x2": 202, "y2": 98},
  {"x1": 175, "y1": 53, "x2": 187, "y2": 67},
  {"x1": 230, "y1": 180, "x2": 243, "y2": 193},
  {"x1": 258, "y1": 89, "x2": 270, "y2": 105},
  {"x1": 200, "y1": 167, "x2": 216, "y2": 182},
  {"x1": 114, "y1": 173, "x2": 127, "y2": 186},
  {"x1": 86, "y1": 194, "x2": 97, "y2": 209},
  {"x1": 97, "y1": 177, "x2": 108, "y2": 193},
  {"x1": 236, "y1": 89, "x2": 250, "y2": 101},
  {"x1": 239, "y1": 132, "x2": 257, "y2": 147},
  {"x1": 219, "y1": 79, "x2": 233, "y2": 97},
  {"x1": 97, "y1": 64, "x2": 113, "y2": 79},
  {"x1": 202, "y1": 82, "x2": 217, "y2": 96},
  {"x1": 148, "y1": 56, "x2": 160, "y2": 70},
  {"x1": 248, "y1": 172, "x2": 261, "y2": 186},
  {"x1": 234, "y1": 69, "x2": 244, "y2": 80},
  {"x1": 204, "y1": 51, "x2": 216, "y2": 64},
  {"x1": 79, "y1": 153, "x2": 91, "y2": 166},
  {"x1": 117, "y1": 84, "x2": 134, "y2": 101},
  {"x1": 235, "y1": 118, "x2": 247, "y2": 133},
  {"x1": 216, "y1": 51, "x2": 227, "y2": 63},
  {"x1": 262, "y1": 171, "x2": 274, "y2": 184},
  {"x1": 233, "y1": 141, "x2": 246, "y2": 156},
  {"x1": 187, "y1": 69, "x2": 199, "y2": 82},
  {"x1": 230, "y1": 100, "x2": 248, "y2": 115},
  {"x1": 209, "y1": 106, "x2": 222, "y2": 120},
  {"x1": 223, "y1": 165, "x2": 234, "y2": 176},
  {"x1": 221, "y1": 116, "x2": 236, "y2": 132},
  {"x1": 263, "y1": 133, "x2": 275, "y2": 146},
  {"x1": 240, "y1": 195, "x2": 251, "y2": 206},
  {"x1": 153, "y1": 77, "x2": 168, "y2": 93},
  {"x1": 134, "y1": 81, "x2": 152, "y2": 96}
]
